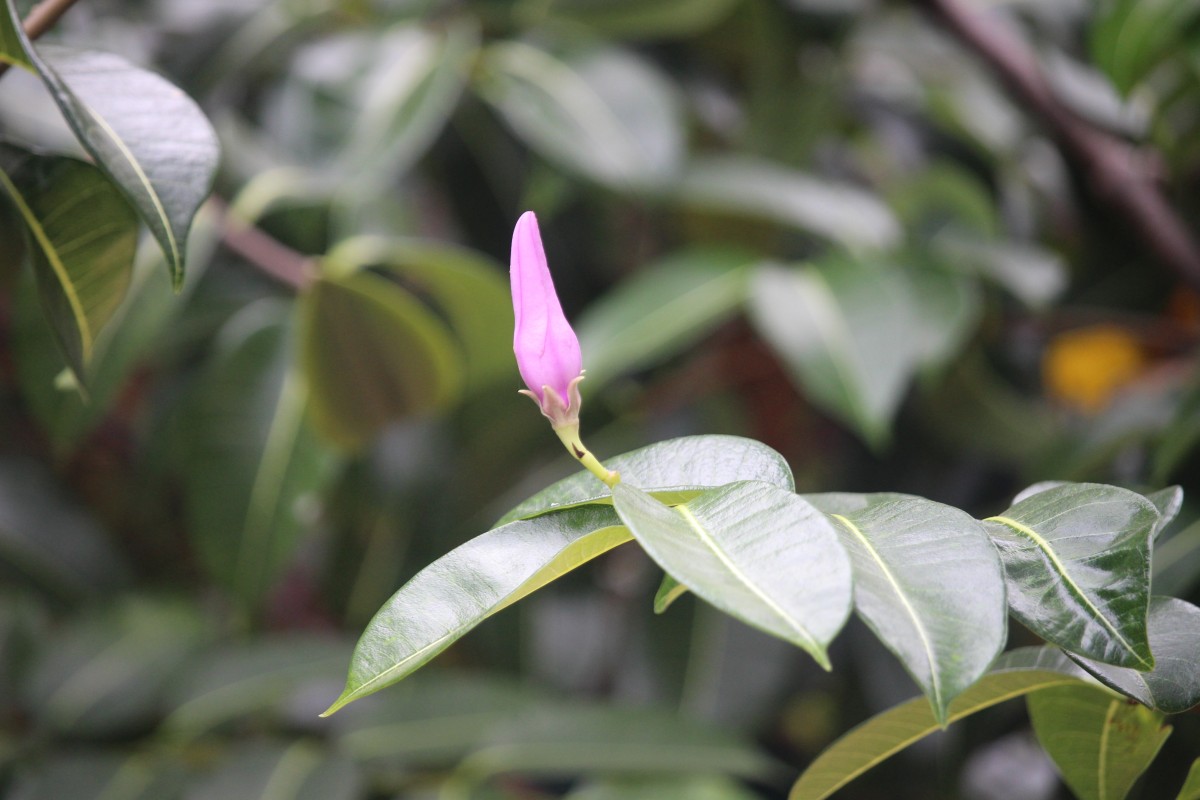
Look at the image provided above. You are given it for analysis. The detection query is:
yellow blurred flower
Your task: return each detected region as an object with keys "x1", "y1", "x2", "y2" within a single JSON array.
[{"x1": 1042, "y1": 325, "x2": 1146, "y2": 414}]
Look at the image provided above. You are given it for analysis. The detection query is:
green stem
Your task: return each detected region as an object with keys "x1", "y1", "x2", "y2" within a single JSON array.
[{"x1": 553, "y1": 424, "x2": 620, "y2": 488}]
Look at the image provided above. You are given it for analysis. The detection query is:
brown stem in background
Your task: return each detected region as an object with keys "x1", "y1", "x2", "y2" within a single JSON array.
[
  {"x1": 915, "y1": 0, "x2": 1200, "y2": 291},
  {"x1": 209, "y1": 196, "x2": 315, "y2": 291},
  {"x1": 21, "y1": 0, "x2": 81, "y2": 39},
  {"x1": 0, "y1": 0, "x2": 84, "y2": 79}
]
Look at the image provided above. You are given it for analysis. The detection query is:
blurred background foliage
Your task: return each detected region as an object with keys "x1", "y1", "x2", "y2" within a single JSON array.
[{"x1": 1, "y1": 0, "x2": 1200, "y2": 797}]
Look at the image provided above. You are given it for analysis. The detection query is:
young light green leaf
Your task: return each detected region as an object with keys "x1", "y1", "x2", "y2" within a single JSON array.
[
  {"x1": 324, "y1": 235, "x2": 512, "y2": 394},
  {"x1": 299, "y1": 271, "x2": 464, "y2": 451},
  {"x1": 1028, "y1": 684, "x2": 1171, "y2": 800},
  {"x1": 807, "y1": 492, "x2": 1007, "y2": 724},
  {"x1": 181, "y1": 302, "x2": 336, "y2": 609},
  {"x1": 1068, "y1": 597, "x2": 1200, "y2": 714},
  {"x1": 0, "y1": 147, "x2": 136, "y2": 377},
  {"x1": 788, "y1": 647, "x2": 1092, "y2": 800},
  {"x1": 574, "y1": 249, "x2": 750, "y2": 388},
  {"x1": 612, "y1": 481, "x2": 852, "y2": 669},
  {"x1": 499, "y1": 435, "x2": 794, "y2": 523},
  {"x1": 1178, "y1": 759, "x2": 1200, "y2": 800},
  {"x1": 0, "y1": 0, "x2": 219, "y2": 287},
  {"x1": 749, "y1": 256, "x2": 977, "y2": 448},
  {"x1": 983, "y1": 483, "x2": 1156, "y2": 669},
  {"x1": 478, "y1": 42, "x2": 684, "y2": 191},
  {"x1": 323, "y1": 506, "x2": 631, "y2": 716},
  {"x1": 653, "y1": 574, "x2": 687, "y2": 614}
]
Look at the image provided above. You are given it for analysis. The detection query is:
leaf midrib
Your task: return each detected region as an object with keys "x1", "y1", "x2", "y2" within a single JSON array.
[
  {"x1": 69, "y1": 85, "x2": 181, "y2": 270},
  {"x1": 675, "y1": 503, "x2": 821, "y2": 654},
  {"x1": 327, "y1": 524, "x2": 630, "y2": 714},
  {"x1": 0, "y1": 168, "x2": 93, "y2": 357},
  {"x1": 987, "y1": 514, "x2": 1150, "y2": 668},
  {"x1": 831, "y1": 513, "x2": 943, "y2": 714}
]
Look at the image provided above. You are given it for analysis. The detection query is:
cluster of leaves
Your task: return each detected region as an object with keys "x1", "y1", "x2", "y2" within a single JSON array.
[
  {"x1": 329, "y1": 434, "x2": 1200, "y2": 797},
  {"x1": 1, "y1": 0, "x2": 1200, "y2": 799}
]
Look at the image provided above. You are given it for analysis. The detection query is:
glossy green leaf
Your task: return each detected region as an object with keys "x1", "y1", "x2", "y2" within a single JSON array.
[
  {"x1": 13, "y1": 206, "x2": 219, "y2": 455},
  {"x1": 749, "y1": 256, "x2": 978, "y2": 448},
  {"x1": 324, "y1": 505, "x2": 630, "y2": 715},
  {"x1": 1010, "y1": 480, "x2": 1069, "y2": 505},
  {"x1": 0, "y1": 1, "x2": 30, "y2": 69},
  {"x1": 324, "y1": 235, "x2": 512, "y2": 394},
  {"x1": 1178, "y1": 759, "x2": 1200, "y2": 800},
  {"x1": 478, "y1": 42, "x2": 684, "y2": 190},
  {"x1": 340, "y1": 21, "x2": 477, "y2": 185},
  {"x1": 1068, "y1": 597, "x2": 1200, "y2": 714},
  {"x1": 449, "y1": 703, "x2": 779, "y2": 788},
  {"x1": 544, "y1": 0, "x2": 740, "y2": 38},
  {"x1": 574, "y1": 249, "x2": 750, "y2": 388},
  {"x1": 1028, "y1": 683, "x2": 1171, "y2": 800},
  {"x1": 653, "y1": 573, "x2": 687, "y2": 614},
  {"x1": 0, "y1": 147, "x2": 136, "y2": 377},
  {"x1": 1146, "y1": 486, "x2": 1184, "y2": 540},
  {"x1": 612, "y1": 481, "x2": 852, "y2": 669},
  {"x1": 807, "y1": 493, "x2": 1006, "y2": 723},
  {"x1": 788, "y1": 647, "x2": 1092, "y2": 800},
  {"x1": 181, "y1": 302, "x2": 336, "y2": 609},
  {"x1": 499, "y1": 435, "x2": 794, "y2": 523},
  {"x1": 676, "y1": 156, "x2": 901, "y2": 250},
  {"x1": 983, "y1": 483, "x2": 1156, "y2": 669},
  {"x1": 0, "y1": 1, "x2": 219, "y2": 286},
  {"x1": 188, "y1": 741, "x2": 362, "y2": 800},
  {"x1": 300, "y1": 271, "x2": 463, "y2": 450}
]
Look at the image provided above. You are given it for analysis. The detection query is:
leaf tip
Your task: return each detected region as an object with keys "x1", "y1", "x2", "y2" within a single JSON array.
[{"x1": 319, "y1": 690, "x2": 356, "y2": 718}]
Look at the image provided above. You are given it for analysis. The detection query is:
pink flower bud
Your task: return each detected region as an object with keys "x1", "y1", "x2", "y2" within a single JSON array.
[{"x1": 510, "y1": 211, "x2": 584, "y2": 428}]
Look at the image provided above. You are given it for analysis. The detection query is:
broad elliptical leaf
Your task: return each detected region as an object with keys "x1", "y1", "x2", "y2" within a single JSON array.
[{"x1": 984, "y1": 483, "x2": 1156, "y2": 669}]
